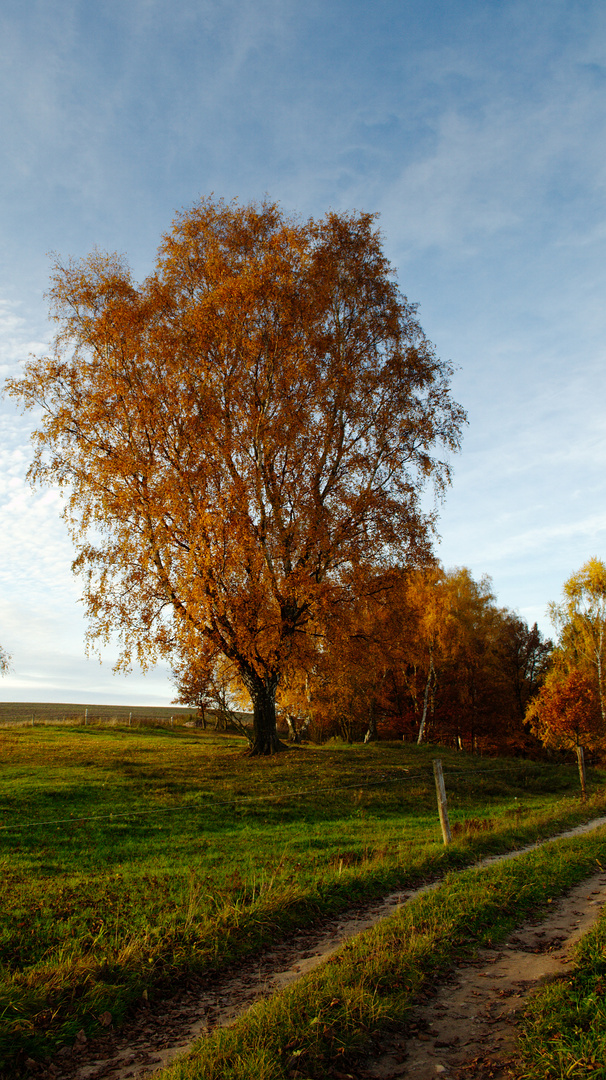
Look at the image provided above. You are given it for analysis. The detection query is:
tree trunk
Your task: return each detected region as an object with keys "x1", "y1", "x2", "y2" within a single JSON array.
[
  {"x1": 285, "y1": 716, "x2": 311, "y2": 743},
  {"x1": 576, "y1": 744, "x2": 587, "y2": 801},
  {"x1": 417, "y1": 651, "x2": 435, "y2": 745},
  {"x1": 596, "y1": 644, "x2": 605, "y2": 725},
  {"x1": 286, "y1": 716, "x2": 301, "y2": 743},
  {"x1": 246, "y1": 674, "x2": 285, "y2": 755},
  {"x1": 364, "y1": 705, "x2": 378, "y2": 743}
]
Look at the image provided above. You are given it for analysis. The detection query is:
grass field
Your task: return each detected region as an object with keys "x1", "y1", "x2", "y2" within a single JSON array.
[{"x1": 1, "y1": 720, "x2": 605, "y2": 1075}]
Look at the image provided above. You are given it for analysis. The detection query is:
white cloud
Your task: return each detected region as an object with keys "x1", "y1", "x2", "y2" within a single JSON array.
[{"x1": 0, "y1": 300, "x2": 47, "y2": 372}]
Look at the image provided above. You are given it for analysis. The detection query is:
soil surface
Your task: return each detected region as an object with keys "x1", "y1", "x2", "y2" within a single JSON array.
[{"x1": 31, "y1": 816, "x2": 606, "y2": 1080}]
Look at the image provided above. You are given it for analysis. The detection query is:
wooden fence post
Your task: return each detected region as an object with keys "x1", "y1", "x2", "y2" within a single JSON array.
[
  {"x1": 576, "y1": 745, "x2": 587, "y2": 802},
  {"x1": 433, "y1": 758, "x2": 452, "y2": 845}
]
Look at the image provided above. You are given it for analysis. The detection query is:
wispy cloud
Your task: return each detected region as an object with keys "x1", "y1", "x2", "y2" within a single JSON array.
[{"x1": 0, "y1": 300, "x2": 47, "y2": 373}]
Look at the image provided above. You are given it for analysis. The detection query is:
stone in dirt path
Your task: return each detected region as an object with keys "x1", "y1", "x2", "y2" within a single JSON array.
[
  {"x1": 37, "y1": 818, "x2": 606, "y2": 1080},
  {"x1": 355, "y1": 868, "x2": 606, "y2": 1080}
]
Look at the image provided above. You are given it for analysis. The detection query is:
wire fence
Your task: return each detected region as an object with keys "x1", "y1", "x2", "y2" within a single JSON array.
[
  {"x1": 0, "y1": 711, "x2": 205, "y2": 730},
  {"x1": 0, "y1": 757, "x2": 586, "y2": 836},
  {"x1": 0, "y1": 769, "x2": 435, "y2": 832},
  {"x1": 0, "y1": 712, "x2": 594, "y2": 842}
]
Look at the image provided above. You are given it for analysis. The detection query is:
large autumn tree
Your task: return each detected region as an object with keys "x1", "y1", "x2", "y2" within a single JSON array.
[{"x1": 7, "y1": 198, "x2": 465, "y2": 753}]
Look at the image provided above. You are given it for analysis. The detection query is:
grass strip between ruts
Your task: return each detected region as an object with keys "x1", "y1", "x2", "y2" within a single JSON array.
[
  {"x1": 158, "y1": 828, "x2": 606, "y2": 1080},
  {"x1": 518, "y1": 900, "x2": 606, "y2": 1079}
]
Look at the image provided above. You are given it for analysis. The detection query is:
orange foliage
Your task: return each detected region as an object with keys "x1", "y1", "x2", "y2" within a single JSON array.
[
  {"x1": 526, "y1": 668, "x2": 603, "y2": 751},
  {"x1": 549, "y1": 558, "x2": 606, "y2": 724},
  {"x1": 171, "y1": 640, "x2": 250, "y2": 736},
  {"x1": 283, "y1": 565, "x2": 550, "y2": 752}
]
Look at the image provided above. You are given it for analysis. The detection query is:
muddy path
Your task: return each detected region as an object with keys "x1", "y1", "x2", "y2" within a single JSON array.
[{"x1": 37, "y1": 816, "x2": 606, "y2": 1080}]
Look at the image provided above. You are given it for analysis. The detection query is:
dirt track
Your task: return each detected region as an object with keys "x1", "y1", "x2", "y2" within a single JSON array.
[
  {"x1": 355, "y1": 867, "x2": 606, "y2": 1079},
  {"x1": 36, "y1": 817, "x2": 606, "y2": 1080}
]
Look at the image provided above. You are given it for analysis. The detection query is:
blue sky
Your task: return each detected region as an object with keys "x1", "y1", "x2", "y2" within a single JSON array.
[{"x1": 2, "y1": 0, "x2": 606, "y2": 704}]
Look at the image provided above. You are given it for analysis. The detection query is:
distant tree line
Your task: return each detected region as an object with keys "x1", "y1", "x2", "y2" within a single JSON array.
[{"x1": 173, "y1": 562, "x2": 553, "y2": 754}]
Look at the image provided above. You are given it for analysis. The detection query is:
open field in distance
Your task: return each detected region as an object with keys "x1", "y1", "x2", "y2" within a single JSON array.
[
  {"x1": 0, "y1": 701, "x2": 255, "y2": 729},
  {"x1": 0, "y1": 701, "x2": 194, "y2": 726}
]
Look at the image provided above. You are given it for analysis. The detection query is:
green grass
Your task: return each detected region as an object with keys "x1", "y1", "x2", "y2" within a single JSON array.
[
  {"x1": 1, "y1": 723, "x2": 605, "y2": 1074},
  {"x1": 159, "y1": 830, "x2": 606, "y2": 1080},
  {"x1": 518, "y1": 900, "x2": 606, "y2": 1078}
]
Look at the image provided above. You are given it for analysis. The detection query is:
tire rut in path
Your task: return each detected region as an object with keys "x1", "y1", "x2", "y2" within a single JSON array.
[{"x1": 40, "y1": 816, "x2": 606, "y2": 1080}]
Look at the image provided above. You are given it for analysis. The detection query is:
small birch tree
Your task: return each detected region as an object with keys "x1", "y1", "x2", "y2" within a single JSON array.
[{"x1": 548, "y1": 558, "x2": 606, "y2": 724}]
